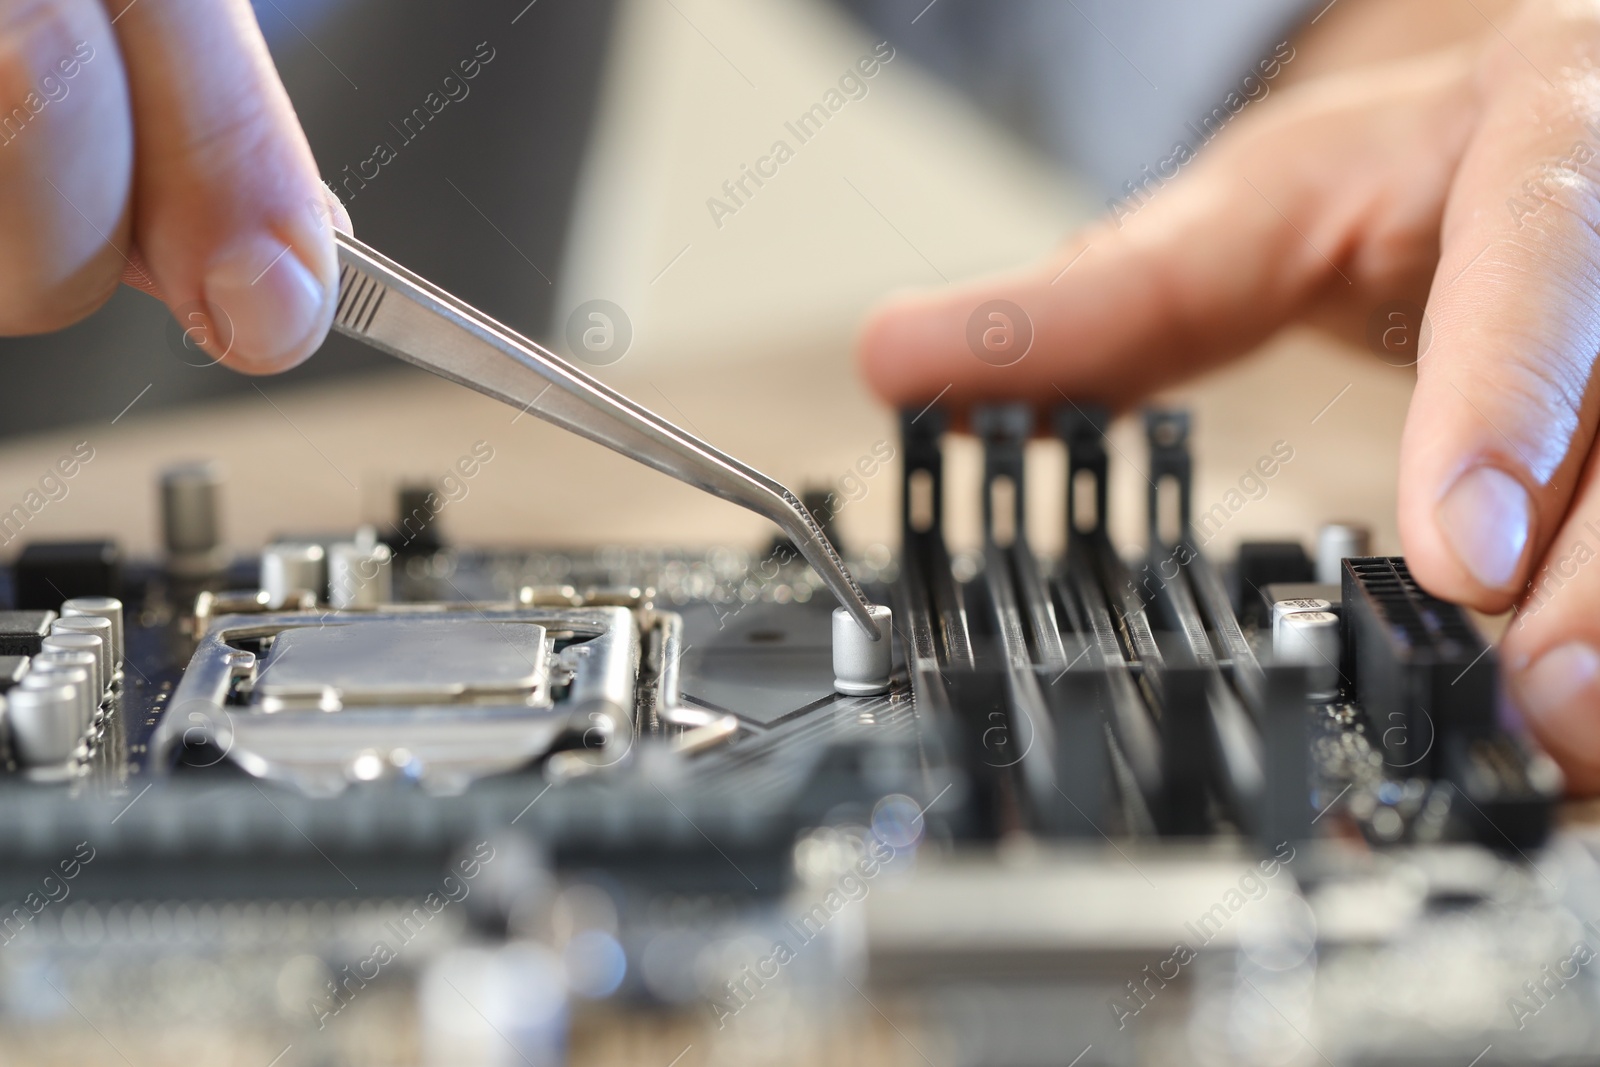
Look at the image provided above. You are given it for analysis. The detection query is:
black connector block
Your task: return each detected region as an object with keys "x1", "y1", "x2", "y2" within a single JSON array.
[
  {"x1": 1341, "y1": 557, "x2": 1495, "y2": 777},
  {"x1": 1444, "y1": 734, "x2": 1561, "y2": 852},
  {"x1": 1236, "y1": 542, "x2": 1316, "y2": 624},
  {"x1": 11, "y1": 541, "x2": 120, "y2": 610}
]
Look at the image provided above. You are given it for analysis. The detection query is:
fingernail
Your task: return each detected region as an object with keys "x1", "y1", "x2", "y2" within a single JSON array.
[
  {"x1": 1436, "y1": 466, "x2": 1530, "y2": 590},
  {"x1": 1517, "y1": 642, "x2": 1600, "y2": 722},
  {"x1": 202, "y1": 232, "x2": 329, "y2": 371}
]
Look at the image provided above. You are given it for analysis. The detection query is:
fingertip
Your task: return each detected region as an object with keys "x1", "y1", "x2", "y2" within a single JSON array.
[
  {"x1": 856, "y1": 290, "x2": 947, "y2": 407},
  {"x1": 1510, "y1": 641, "x2": 1600, "y2": 795},
  {"x1": 1423, "y1": 464, "x2": 1534, "y2": 607},
  {"x1": 197, "y1": 175, "x2": 346, "y2": 373},
  {"x1": 201, "y1": 228, "x2": 334, "y2": 374},
  {"x1": 1399, "y1": 398, "x2": 1539, "y2": 611},
  {"x1": 319, "y1": 181, "x2": 353, "y2": 238}
]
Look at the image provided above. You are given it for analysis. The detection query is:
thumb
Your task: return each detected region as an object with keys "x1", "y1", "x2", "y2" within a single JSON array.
[
  {"x1": 122, "y1": 183, "x2": 349, "y2": 301},
  {"x1": 1399, "y1": 13, "x2": 1600, "y2": 611}
]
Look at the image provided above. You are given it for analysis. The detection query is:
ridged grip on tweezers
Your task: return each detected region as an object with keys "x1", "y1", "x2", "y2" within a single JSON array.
[{"x1": 330, "y1": 231, "x2": 879, "y2": 638}]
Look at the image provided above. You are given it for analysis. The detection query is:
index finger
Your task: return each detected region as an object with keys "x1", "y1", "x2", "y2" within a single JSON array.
[
  {"x1": 1398, "y1": 6, "x2": 1600, "y2": 612},
  {"x1": 855, "y1": 53, "x2": 1476, "y2": 416}
]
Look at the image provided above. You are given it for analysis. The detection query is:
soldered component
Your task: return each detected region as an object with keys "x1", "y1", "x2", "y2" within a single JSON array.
[
  {"x1": 6, "y1": 680, "x2": 79, "y2": 764},
  {"x1": 832, "y1": 604, "x2": 893, "y2": 696},
  {"x1": 1271, "y1": 596, "x2": 1332, "y2": 643},
  {"x1": 161, "y1": 461, "x2": 227, "y2": 578},
  {"x1": 12, "y1": 541, "x2": 120, "y2": 610},
  {"x1": 51, "y1": 615, "x2": 113, "y2": 694},
  {"x1": 1317, "y1": 522, "x2": 1372, "y2": 584},
  {"x1": 0, "y1": 610, "x2": 55, "y2": 656},
  {"x1": 1275, "y1": 610, "x2": 1341, "y2": 700},
  {"x1": 62, "y1": 596, "x2": 124, "y2": 673},
  {"x1": 41, "y1": 631, "x2": 105, "y2": 699},
  {"x1": 328, "y1": 541, "x2": 393, "y2": 609},
  {"x1": 1342, "y1": 556, "x2": 1495, "y2": 775},
  {"x1": 261, "y1": 542, "x2": 327, "y2": 608},
  {"x1": 28, "y1": 652, "x2": 97, "y2": 732}
]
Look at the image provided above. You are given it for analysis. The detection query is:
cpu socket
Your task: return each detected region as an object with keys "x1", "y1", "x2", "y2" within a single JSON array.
[{"x1": 152, "y1": 605, "x2": 638, "y2": 795}]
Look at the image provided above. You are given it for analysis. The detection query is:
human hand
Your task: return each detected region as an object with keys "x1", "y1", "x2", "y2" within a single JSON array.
[
  {"x1": 0, "y1": 0, "x2": 346, "y2": 372},
  {"x1": 857, "y1": 0, "x2": 1600, "y2": 790}
]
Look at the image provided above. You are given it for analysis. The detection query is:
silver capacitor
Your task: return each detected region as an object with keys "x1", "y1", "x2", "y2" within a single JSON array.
[
  {"x1": 328, "y1": 541, "x2": 393, "y2": 609},
  {"x1": 50, "y1": 616, "x2": 113, "y2": 693},
  {"x1": 7, "y1": 681, "x2": 81, "y2": 764},
  {"x1": 1271, "y1": 597, "x2": 1332, "y2": 644},
  {"x1": 832, "y1": 604, "x2": 893, "y2": 696},
  {"x1": 1316, "y1": 522, "x2": 1372, "y2": 585},
  {"x1": 41, "y1": 632, "x2": 104, "y2": 701},
  {"x1": 61, "y1": 596, "x2": 123, "y2": 673},
  {"x1": 1275, "y1": 610, "x2": 1341, "y2": 701},
  {"x1": 21, "y1": 667, "x2": 92, "y2": 737},
  {"x1": 28, "y1": 652, "x2": 98, "y2": 732},
  {"x1": 261, "y1": 542, "x2": 327, "y2": 608},
  {"x1": 162, "y1": 460, "x2": 227, "y2": 577}
]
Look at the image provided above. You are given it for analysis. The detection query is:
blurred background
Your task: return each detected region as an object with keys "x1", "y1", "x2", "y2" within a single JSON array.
[{"x1": 0, "y1": 0, "x2": 1414, "y2": 565}]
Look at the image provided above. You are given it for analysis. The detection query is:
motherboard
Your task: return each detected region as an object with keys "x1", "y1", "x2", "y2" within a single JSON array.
[{"x1": 0, "y1": 403, "x2": 1591, "y2": 1067}]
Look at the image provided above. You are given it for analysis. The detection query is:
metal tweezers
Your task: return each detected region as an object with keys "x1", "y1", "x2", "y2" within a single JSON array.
[{"x1": 330, "y1": 231, "x2": 880, "y2": 639}]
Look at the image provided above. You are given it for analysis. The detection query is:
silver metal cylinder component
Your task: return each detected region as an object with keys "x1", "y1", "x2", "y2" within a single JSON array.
[
  {"x1": 1271, "y1": 597, "x2": 1332, "y2": 645},
  {"x1": 41, "y1": 632, "x2": 104, "y2": 701},
  {"x1": 833, "y1": 604, "x2": 893, "y2": 696},
  {"x1": 1317, "y1": 522, "x2": 1372, "y2": 585},
  {"x1": 261, "y1": 543, "x2": 327, "y2": 608},
  {"x1": 61, "y1": 596, "x2": 123, "y2": 672},
  {"x1": 328, "y1": 541, "x2": 393, "y2": 609},
  {"x1": 50, "y1": 616, "x2": 113, "y2": 692},
  {"x1": 28, "y1": 652, "x2": 97, "y2": 732},
  {"x1": 22, "y1": 666, "x2": 92, "y2": 736},
  {"x1": 162, "y1": 460, "x2": 227, "y2": 577},
  {"x1": 7, "y1": 681, "x2": 80, "y2": 764},
  {"x1": 1275, "y1": 610, "x2": 1342, "y2": 701}
]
